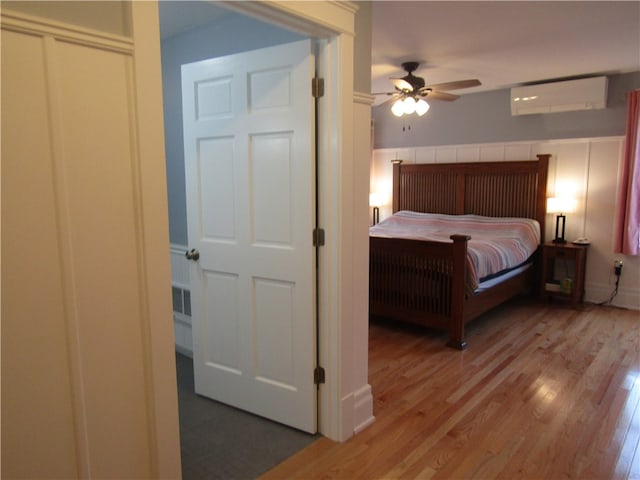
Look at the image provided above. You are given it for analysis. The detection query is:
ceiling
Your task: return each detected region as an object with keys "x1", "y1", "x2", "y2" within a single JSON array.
[
  {"x1": 371, "y1": 1, "x2": 640, "y2": 104},
  {"x1": 159, "y1": 1, "x2": 640, "y2": 103}
]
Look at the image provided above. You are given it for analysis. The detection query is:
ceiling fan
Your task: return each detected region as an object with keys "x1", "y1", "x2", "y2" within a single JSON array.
[{"x1": 375, "y1": 62, "x2": 481, "y2": 117}]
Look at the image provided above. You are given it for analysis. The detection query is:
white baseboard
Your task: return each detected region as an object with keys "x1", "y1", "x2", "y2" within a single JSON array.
[
  {"x1": 341, "y1": 383, "x2": 375, "y2": 439},
  {"x1": 353, "y1": 383, "x2": 375, "y2": 435},
  {"x1": 586, "y1": 282, "x2": 639, "y2": 310}
]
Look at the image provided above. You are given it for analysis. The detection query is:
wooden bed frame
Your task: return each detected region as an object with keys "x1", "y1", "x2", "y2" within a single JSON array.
[{"x1": 369, "y1": 154, "x2": 550, "y2": 349}]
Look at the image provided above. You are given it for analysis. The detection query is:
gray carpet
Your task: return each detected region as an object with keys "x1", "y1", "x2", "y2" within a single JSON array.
[{"x1": 176, "y1": 353, "x2": 318, "y2": 479}]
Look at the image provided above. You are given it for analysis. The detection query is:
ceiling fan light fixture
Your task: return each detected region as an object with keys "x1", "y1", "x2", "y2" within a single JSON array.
[
  {"x1": 391, "y1": 99, "x2": 405, "y2": 117},
  {"x1": 390, "y1": 96, "x2": 429, "y2": 117},
  {"x1": 415, "y1": 98, "x2": 430, "y2": 116},
  {"x1": 380, "y1": 62, "x2": 481, "y2": 118}
]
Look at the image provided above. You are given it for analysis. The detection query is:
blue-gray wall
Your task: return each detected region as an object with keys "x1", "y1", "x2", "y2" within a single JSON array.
[
  {"x1": 161, "y1": 13, "x2": 304, "y2": 246},
  {"x1": 372, "y1": 71, "x2": 640, "y2": 149}
]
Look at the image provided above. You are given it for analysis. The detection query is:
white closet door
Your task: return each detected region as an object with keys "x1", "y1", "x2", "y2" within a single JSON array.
[{"x1": 182, "y1": 39, "x2": 317, "y2": 432}]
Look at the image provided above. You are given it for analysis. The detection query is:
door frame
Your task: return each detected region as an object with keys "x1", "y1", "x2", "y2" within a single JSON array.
[{"x1": 133, "y1": 6, "x2": 368, "y2": 478}]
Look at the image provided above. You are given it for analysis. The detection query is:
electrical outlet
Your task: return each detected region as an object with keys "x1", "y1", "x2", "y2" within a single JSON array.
[{"x1": 614, "y1": 260, "x2": 623, "y2": 276}]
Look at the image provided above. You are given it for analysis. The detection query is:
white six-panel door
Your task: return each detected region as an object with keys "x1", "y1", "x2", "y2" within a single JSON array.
[{"x1": 182, "y1": 40, "x2": 316, "y2": 432}]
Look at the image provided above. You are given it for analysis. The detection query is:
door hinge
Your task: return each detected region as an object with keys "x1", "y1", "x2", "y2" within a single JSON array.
[
  {"x1": 313, "y1": 228, "x2": 325, "y2": 247},
  {"x1": 312, "y1": 77, "x2": 325, "y2": 98},
  {"x1": 314, "y1": 366, "x2": 326, "y2": 385}
]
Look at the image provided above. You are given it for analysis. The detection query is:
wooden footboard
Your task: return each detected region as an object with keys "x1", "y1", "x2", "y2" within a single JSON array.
[
  {"x1": 369, "y1": 235, "x2": 538, "y2": 349},
  {"x1": 369, "y1": 235, "x2": 470, "y2": 349}
]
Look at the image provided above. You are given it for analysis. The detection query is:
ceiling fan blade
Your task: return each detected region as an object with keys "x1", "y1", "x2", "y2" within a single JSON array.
[
  {"x1": 425, "y1": 79, "x2": 481, "y2": 91},
  {"x1": 371, "y1": 91, "x2": 396, "y2": 96},
  {"x1": 424, "y1": 90, "x2": 460, "y2": 101},
  {"x1": 390, "y1": 77, "x2": 413, "y2": 92}
]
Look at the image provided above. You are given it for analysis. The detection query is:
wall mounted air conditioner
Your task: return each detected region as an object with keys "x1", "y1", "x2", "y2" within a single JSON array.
[{"x1": 511, "y1": 76, "x2": 608, "y2": 115}]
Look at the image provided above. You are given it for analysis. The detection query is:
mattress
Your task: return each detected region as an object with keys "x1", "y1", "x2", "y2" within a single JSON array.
[{"x1": 369, "y1": 211, "x2": 541, "y2": 292}]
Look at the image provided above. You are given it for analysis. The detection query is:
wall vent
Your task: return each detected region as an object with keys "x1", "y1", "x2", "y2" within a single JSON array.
[{"x1": 172, "y1": 286, "x2": 191, "y2": 317}]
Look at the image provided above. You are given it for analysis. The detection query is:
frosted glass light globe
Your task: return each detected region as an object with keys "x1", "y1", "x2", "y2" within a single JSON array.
[
  {"x1": 416, "y1": 99, "x2": 430, "y2": 116},
  {"x1": 402, "y1": 96, "x2": 416, "y2": 114},
  {"x1": 391, "y1": 99, "x2": 405, "y2": 117}
]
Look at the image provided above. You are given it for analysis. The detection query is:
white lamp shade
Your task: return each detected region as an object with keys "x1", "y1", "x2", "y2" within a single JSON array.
[
  {"x1": 391, "y1": 99, "x2": 404, "y2": 117},
  {"x1": 415, "y1": 99, "x2": 430, "y2": 116},
  {"x1": 402, "y1": 96, "x2": 416, "y2": 114},
  {"x1": 547, "y1": 196, "x2": 576, "y2": 214},
  {"x1": 369, "y1": 192, "x2": 383, "y2": 208}
]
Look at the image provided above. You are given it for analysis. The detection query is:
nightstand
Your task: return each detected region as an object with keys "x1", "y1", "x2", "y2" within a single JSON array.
[{"x1": 540, "y1": 242, "x2": 589, "y2": 305}]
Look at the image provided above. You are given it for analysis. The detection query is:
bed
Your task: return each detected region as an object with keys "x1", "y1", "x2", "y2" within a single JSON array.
[{"x1": 369, "y1": 154, "x2": 550, "y2": 349}]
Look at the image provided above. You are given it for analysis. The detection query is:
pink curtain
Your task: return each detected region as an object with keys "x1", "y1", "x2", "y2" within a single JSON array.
[{"x1": 615, "y1": 90, "x2": 640, "y2": 255}]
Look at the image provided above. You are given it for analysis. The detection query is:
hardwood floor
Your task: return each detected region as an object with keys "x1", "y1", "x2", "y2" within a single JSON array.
[{"x1": 261, "y1": 299, "x2": 640, "y2": 479}]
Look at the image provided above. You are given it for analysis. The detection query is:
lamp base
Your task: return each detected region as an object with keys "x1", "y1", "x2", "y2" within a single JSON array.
[
  {"x1": 372, "y1": 206, "x2": 380, "y2": 225},
  {"x1": 553, "y1": 214, "x2": 567, "y2": 244}
]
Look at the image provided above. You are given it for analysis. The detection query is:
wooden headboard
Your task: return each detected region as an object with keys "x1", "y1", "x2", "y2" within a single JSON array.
[{"x1": 392, "y1": 154, "x2": 550, "y2": 241}]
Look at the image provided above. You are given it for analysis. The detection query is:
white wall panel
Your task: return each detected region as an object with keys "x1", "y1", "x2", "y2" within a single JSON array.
[
  {"x1": 1, "y1": 28, "x2": 79, "y2": 479},
  {"x1": 1, "y1": 5, "x2": 181, "y2": 477},
  {"x1": 505, "y1": 143, "x2": 534, "y2": 161},
  {"x1": 456, "y1": 146, "x2": 481, "y2": 163},
  {"x1": 434, "y1": 147, "x2": 457, "y2": 163},
  {"x1": 54, "y1": 40, "x2": 152, "y2": 476},
  {"x1": 546, "y1": 142, "x2": 590, "y2": 242},
  {"x1": 415, "y1": 147, "x2": 436, "y2": 164},
  {"x1": 170, "y1": 244, "x2": 190, "y2": 287},
  {"x1": 583, "y1": 140, "x2": 635, "y2": 306},
  {"x1": 479, "y1": 145, "x2": 507, "y2": 162},
  {"x1": 174, "y1": 322, "x2": 192, "y2": 356}
]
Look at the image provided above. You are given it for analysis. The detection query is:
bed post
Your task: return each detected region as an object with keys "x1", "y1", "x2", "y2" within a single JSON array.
[
  {"x1": 391, "y1": 159, "x2": 403, "y2": 213},
  {"x1": 447, "y1": 234, "x2": 470, "y2": 350},
  {"x1": 536, "y1": 154, "x2": 550, "y2": 243}
]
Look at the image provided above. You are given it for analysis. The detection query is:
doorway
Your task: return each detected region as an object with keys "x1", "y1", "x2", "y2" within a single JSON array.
[
  {"x1": 155, "y1": 0, "x2": 370, "y2": 450},
  {"x1": 159, "y1": 2, "x2": 318, "y2": 475}
]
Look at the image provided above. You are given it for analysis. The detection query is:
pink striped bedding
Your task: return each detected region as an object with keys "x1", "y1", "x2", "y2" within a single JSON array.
[{"x1": 369, "y1": 211, "x2": 541, "y2": 292}]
